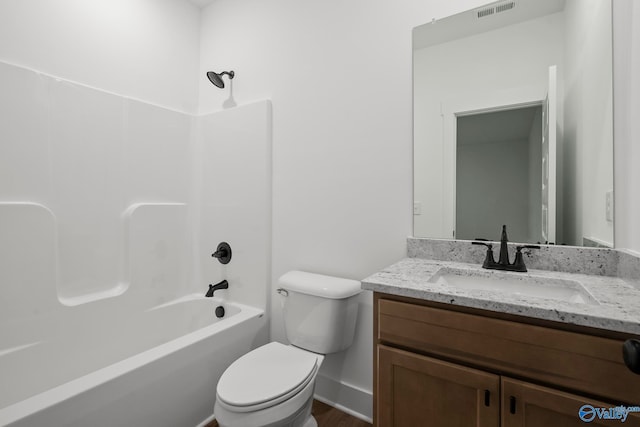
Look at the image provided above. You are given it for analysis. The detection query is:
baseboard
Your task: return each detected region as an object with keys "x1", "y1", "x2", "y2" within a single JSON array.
[
  {"x1": 314, "y1": 374, "x2": 373, "y2": 423},
  {"x1": 195, "y1": 413, "x2": 216, "y2": 427}
]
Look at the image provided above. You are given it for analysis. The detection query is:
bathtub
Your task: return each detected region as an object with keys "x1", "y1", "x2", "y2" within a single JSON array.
[{"x1": 0, "y1": 295, "x2": 265, "y2": 427}]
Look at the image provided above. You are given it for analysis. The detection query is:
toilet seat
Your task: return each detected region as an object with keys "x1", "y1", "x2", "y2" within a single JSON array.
[{"x1": 216, "y1": 342, "x2": 320, "y2": 413}]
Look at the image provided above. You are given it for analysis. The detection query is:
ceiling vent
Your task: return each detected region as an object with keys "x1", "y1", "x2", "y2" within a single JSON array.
[
  {"x1": 496, "y1": 2, "x2": 515, "y2": 13},
  {"x1": 477, "y1": 1, "x2": 515, "y2": 18},
  {"x1": 477, "y1": 7, "x2": 495, "y2": 18}
]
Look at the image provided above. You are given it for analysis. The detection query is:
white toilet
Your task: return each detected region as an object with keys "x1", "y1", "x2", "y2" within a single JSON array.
[{"x1": 214, "y1": 271, "x2": 361, "y2": 427}]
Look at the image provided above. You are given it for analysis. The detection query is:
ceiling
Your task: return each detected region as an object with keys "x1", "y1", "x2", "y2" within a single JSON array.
[
  {"x1": 457, "y1": 106, "x2": 541, "y2": 146},
  {"x1": 413, "y1": 0, "x2": 566, "y2": 50}
]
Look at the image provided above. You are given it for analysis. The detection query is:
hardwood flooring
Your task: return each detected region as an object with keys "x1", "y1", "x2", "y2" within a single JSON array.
[
  {"x1": 205, "y1": 399, "x2": 371, "y2": 427},
  {"x1": 312, "y1": 400, "x2": 371, "y2": 427}
]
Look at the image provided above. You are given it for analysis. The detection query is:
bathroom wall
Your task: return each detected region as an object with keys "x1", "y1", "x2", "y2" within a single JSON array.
[
  {"x1": 198, "y1": 0, "x2": 490, "y2": 419},
  {"x1": 563, "y1": 0, "x2": 614, "y2": 247},
  {"x1": 613, "y1": 0, "x2": 640, "y2": 254},
  {"x1": 0, "y1": 0, "x2": 200, "y2": 113}
]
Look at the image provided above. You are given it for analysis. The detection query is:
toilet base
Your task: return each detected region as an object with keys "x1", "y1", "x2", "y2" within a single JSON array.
[
  {"x1": 215, "y1": 380, "x2": 316, "y2": 427},
  {"x1": 303, "y1": 415, "x2": 318, "y2": 427}
]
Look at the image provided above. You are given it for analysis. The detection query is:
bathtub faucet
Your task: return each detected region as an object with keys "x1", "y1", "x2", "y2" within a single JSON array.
[{"x1": 206, "y1": 280, "x2": 229, "y2": 297}]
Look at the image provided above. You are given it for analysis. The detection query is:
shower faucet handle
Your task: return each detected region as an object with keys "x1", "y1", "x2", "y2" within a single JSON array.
[{"x1": 212, "y1": 242, "x2": 232, "y2": 264}]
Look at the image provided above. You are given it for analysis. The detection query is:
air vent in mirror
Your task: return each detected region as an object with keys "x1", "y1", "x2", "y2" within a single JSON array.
[{"x1": 477, "y1": 1, "x2": 515, "y2": 19}]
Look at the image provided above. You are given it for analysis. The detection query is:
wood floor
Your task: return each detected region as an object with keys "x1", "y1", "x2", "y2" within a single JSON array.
[
  {"x1": 206, "y1": 399, "x2": 371, "y2": 427},
  {"x1": 312, "y1": 400, "x2": 371, "y2": 427}
]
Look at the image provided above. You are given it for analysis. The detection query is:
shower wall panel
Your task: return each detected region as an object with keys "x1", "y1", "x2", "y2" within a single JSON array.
[{"x1": 0, "y1": 61, "x2": 193, "y2": 309}]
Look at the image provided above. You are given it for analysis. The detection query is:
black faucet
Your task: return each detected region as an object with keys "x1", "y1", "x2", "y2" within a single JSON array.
[
  {"x1": 206, "y1": 280, "x2": 229, "y2": 297},
  {"x1": 472, "y1": 225, "x2": 540, "y2": 272}
]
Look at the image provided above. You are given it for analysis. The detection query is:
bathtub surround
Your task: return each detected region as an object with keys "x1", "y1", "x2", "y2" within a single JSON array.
[
  {"x1": 195, "y1": 101, "x2": 272, "y2": 313},
  {"x1": 0, "y1": 59, "x2": 272, "y2": 426}
]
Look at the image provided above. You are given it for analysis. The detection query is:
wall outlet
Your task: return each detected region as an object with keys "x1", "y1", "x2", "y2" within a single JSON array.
[
  {"x1": 606, "y1": 190, "x2": 614, "y2": 222},
  {"x1": 413, "y1": 201, "x2": 422, "y2": 215}
]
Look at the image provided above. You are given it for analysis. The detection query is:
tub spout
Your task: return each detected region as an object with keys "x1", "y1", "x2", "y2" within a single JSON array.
[{"x1": 206, "y1": 280, "x2": 229, "y2": 297}]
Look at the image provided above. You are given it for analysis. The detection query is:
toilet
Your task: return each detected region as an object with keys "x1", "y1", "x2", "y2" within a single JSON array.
[{"x1": 214, "y1": 271, "x2": 361, "y2": 427}]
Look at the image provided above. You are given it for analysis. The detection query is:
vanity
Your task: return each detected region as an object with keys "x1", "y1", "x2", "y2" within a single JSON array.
[{"x1": 363, "y1": 239, "x2": 640, "y2": 427}]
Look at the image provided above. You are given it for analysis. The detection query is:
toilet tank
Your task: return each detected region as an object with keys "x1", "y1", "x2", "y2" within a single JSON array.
[{"x1": 278, "y1": 271, "x2": 361, "y2": 354}]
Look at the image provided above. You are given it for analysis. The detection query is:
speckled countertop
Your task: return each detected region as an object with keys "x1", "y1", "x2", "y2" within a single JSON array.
[{"x1": 362, "y1": 257, "x2": 640, "y2": 335}]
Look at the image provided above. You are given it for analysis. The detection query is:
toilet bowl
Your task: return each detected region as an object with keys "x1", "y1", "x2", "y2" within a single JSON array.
[
  {"x1": 214, "y1": 342, "x2": 324, "y2": 427},
  {"x1": 213, "y1": 271, "x2": 361, "y2": 427}
]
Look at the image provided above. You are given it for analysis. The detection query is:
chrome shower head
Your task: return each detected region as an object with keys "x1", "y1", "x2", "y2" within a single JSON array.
[{"x1": 206, "y1": 70, "x2": 235, "y2": 88}]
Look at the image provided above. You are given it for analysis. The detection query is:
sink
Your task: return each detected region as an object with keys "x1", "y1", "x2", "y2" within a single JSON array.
[{"x1": 428, "y1": 267, "x2": 599, "y2": 305}]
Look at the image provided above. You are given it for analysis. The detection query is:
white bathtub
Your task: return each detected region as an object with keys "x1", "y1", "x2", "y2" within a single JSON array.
[{"x1": 0, "y1": 295, "x2": 265, "y2": 427}]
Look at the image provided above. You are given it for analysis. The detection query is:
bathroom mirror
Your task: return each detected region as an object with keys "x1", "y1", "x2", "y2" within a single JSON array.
[{"x1": 413, "y1": 0, "x2": 614, "y2": 247}]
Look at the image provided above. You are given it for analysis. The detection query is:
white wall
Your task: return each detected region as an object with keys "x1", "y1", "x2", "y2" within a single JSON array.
[
  {"x1": 198, "y1": 0, "x2": 489, "y2": 419},
  {"x1": 413, "y1": 12, "x2": 565, "y2": 238},
  {"x1": 563, "y1": 0, "x2": 614, "y2": 247},
  {"x1": 614, "y1": 0, "x2": 640, "y2": 254},
  {"x1": 0, "y1": 0, "x2": 200, "y2": 113}
]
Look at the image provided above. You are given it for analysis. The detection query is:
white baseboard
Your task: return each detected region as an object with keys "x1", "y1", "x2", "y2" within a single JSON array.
[
  {"x1": 314, "y1": 374, "x2": 373, "y2": 423},
  {"x1": 195, "y1": 413, "x2": 215, "y2": 427}
]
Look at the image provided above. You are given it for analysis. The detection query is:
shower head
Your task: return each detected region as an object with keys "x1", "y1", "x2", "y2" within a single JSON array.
[{"x1": 206, "y1": 70, "x2": 235, "y2": 88}]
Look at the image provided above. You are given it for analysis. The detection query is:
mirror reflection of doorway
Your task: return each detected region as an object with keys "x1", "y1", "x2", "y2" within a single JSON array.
[{"x1": 455, "y1": 106, "x2": 544, "y2": 243}]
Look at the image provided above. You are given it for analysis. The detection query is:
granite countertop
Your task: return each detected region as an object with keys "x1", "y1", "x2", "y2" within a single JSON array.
[{"x1": 362, "y1": 257, "x2": 640, "y2": 335}]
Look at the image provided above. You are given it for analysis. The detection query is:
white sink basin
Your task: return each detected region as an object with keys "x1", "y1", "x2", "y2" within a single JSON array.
[{"x1": 428, "y1": 267, "x2": 599, "y2": 305}]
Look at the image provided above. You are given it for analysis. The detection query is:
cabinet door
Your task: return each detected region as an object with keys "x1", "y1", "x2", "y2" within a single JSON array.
[
  {"x1": 502, "y1": 377, "x2": 640, "y2": 427},
  {"x1": 377, "y1": 345, "x2": 500, "y2": 427}
]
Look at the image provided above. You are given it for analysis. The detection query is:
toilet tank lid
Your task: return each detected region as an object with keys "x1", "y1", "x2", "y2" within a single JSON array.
[{"x1": 278, "y1": 271, "x2": 361, "y2": 299}]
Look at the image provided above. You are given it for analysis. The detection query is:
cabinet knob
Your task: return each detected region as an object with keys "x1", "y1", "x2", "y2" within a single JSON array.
[{"x1": 623, "y1": 339, "x2": 640, "y2": 375}]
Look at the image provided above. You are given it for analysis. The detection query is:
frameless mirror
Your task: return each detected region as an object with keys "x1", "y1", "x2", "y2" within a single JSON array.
[{"x1": 413, "y1": 0, "x2": 614, "y2": 247}]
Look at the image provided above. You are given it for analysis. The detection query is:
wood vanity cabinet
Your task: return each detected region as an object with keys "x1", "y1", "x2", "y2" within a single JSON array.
[{"x1": 373, "y1": 293, "x2": 640, "y2": 427}]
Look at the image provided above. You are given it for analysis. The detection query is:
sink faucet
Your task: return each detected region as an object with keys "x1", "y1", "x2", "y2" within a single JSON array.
[
  {"x1": 206, "y1": 280, "x2": 229, "y2": 297},
  {"x1": 472, "y1": 225, "x2": 540, "y2": 272}
]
